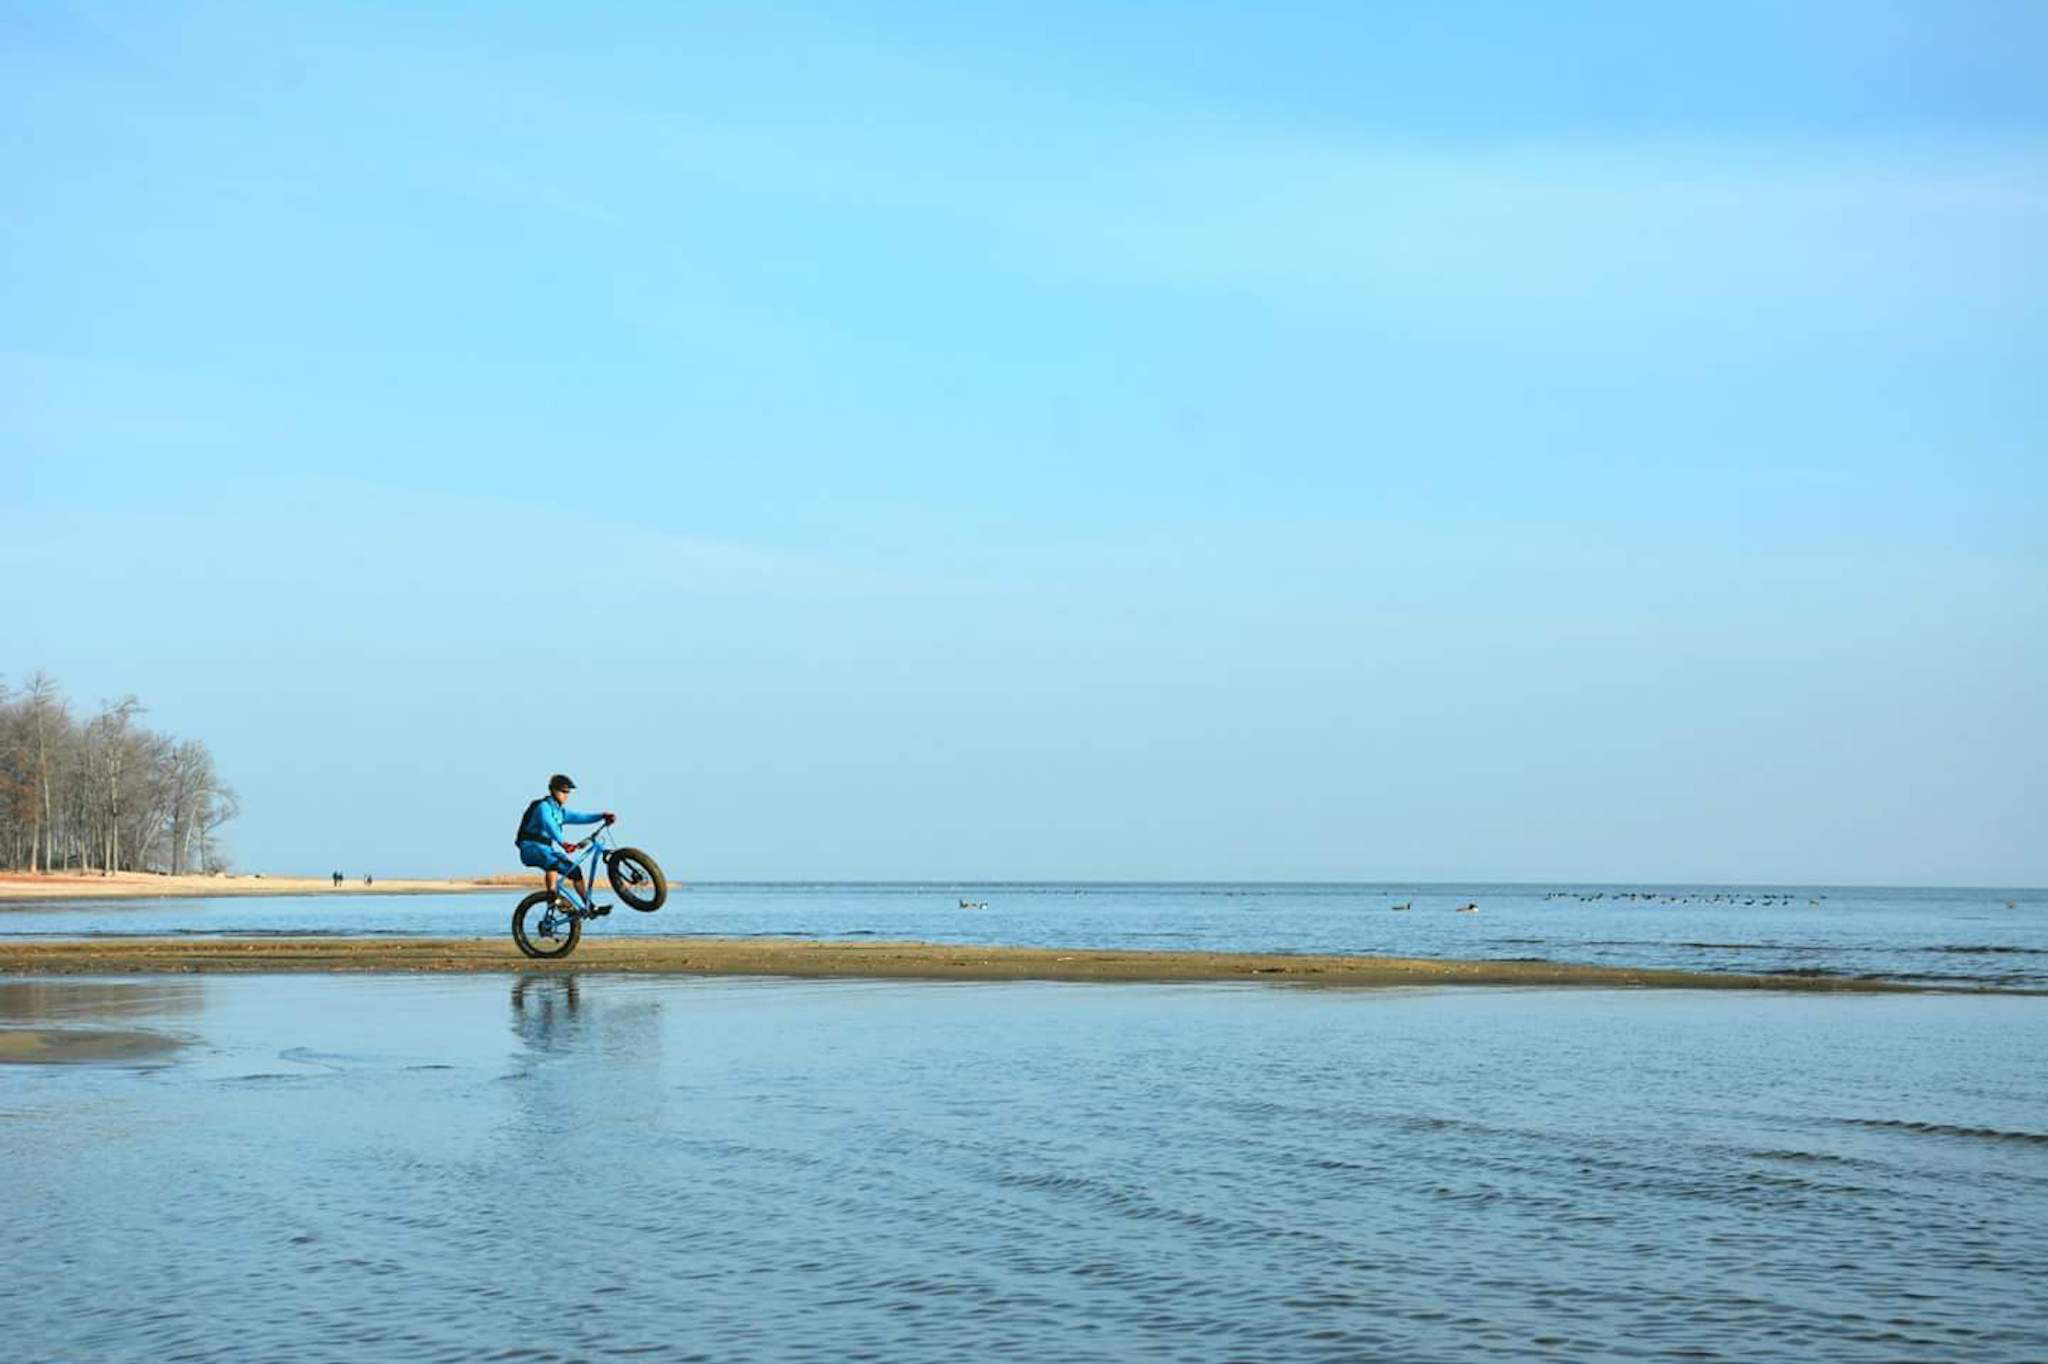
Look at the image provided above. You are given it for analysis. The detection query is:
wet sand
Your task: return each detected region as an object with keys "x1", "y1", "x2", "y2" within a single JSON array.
[
  {"x1": 0, "y1": 936, "x2": 1949, "y2": 991},
  {"x1": 0, "y1": 871, "x2": 507, "y2": 903},
  {"x1": 0, "y1": 1026, "x2": 185, "y2": 1064}
]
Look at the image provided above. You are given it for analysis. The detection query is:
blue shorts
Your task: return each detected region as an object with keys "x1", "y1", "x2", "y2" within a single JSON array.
[{"x1": 518, "y1": 841, "x2": 576, "y2": 876}]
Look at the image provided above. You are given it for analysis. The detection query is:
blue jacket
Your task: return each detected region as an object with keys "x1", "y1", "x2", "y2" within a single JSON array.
[{"x1": 522, "y1": 798, "x2": 604, "y2": 854}]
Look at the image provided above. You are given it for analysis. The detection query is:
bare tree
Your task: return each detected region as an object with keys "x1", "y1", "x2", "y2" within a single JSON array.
[
  {"x1": 125, "y1": 729, "x2": 174, "y2": 874},
  {"x1": 165, "y1": 740, "x2": 220, "y2": 875},
  {"x1": 199, "y1": 783, "x2": 240, "y2": 874},
  {"x1": 0, "y1": 678, "x2": 23, "y2": 869},
  {"x1": 0, "y1": 675, "x2": 236, "y2": 874},
  {"x1": 22, "y1": 672, "x2": 65, "y2": 872}
]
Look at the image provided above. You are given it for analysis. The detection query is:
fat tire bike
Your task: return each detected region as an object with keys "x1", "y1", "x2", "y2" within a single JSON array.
[{"x1": 512, "y1": 823, "x2": 668, "y2": 960}]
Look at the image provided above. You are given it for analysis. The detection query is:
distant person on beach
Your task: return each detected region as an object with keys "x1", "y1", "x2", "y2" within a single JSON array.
[
  {"x1": 332, "y1": 870, "x2": 342, "y2": 887},
  {"x1": 514, "y1": 774, "x2": 616, "y2": 915}
]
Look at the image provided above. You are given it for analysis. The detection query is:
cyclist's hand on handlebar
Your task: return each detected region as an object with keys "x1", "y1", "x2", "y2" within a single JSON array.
[
  {"x1": 603, "y1": 811, "x2": 616, "y2": 824},
  {"x1": 564, "y1": 841, "x2": 580, "y2": 853}
]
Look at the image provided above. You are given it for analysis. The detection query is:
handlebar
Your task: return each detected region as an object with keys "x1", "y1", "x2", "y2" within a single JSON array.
[{"x1": 560, "y1": 819, "x2": 616, "y2": 854}]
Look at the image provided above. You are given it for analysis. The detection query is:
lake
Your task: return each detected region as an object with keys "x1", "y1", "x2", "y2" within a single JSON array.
[{"x1": 4, "y1": 972, "x2": 2045, "y2": 1361}]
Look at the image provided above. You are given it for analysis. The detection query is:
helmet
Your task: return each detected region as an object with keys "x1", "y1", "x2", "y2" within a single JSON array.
[{"x1": 548, "y1": 773, "x2": 576, "y2": 793}]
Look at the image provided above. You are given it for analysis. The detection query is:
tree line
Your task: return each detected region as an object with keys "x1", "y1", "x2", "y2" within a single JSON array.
[{"x1": 1, "y1": 671, "x2": 238, "y2": 874}]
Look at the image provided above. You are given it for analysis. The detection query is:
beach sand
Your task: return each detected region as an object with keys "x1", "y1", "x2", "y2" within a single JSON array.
[
  {"x1": 0, "y1": 871, "x2": 511, "y2": 903},
  {"x1": 0, "y1": 936, "x2": 1945, "y2": 992},
  {"x1": 0, "y1": 1026, "x2": 187, "y2": 1064}
]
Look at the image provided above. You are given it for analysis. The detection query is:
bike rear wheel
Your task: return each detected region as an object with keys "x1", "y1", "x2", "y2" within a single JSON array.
[
  {"x1": 607, "y1": 847, "x2": 668, "y2": 912},
  {"x1": 513, "y1": 891, "x2": 582, "y2": 959}
]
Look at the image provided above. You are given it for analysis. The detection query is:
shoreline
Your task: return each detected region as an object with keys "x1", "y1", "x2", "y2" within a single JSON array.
[
  {"x1": 0, "y1": 936, "x2": 1988, "y2": 992},
  {"x1": 0, "y1": 871, "x2": 514, "y2": 904}
]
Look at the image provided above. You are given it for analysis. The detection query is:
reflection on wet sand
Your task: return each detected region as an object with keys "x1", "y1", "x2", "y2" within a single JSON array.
[
  {"x1": 0, "y1": 1027, "x2": 184, "y2": 1064},
  {"x1": 0, "y1": 977, "x2": 198, "y2": 1064},
  {"x1": 0, "y1": 977, "x2": 202, "y2": 1022}
]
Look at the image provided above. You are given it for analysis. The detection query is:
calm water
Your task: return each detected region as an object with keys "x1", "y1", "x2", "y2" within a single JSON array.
[
  {"x1": 4, "y1": 973, "x2": 2046, "y2": 1361},
  {"x1": 5, "y1": 883, "x2": 2045, "y2": 988}
]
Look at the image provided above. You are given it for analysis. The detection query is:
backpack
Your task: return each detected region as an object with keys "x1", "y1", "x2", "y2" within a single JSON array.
[{"x1": 513, "y1": 798, "x2": 547, "y2": 848}]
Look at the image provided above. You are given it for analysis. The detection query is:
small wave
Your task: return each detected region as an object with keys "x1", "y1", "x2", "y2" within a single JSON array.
[
  {"x1": 1932, "y1": 945, "x2": 2048, "y2": 956},
  {"x1": 1835, "y1": 1118, "x2": 2048, "y2": 1146},
  {"x1": 1582, "y1": 939, "x2": 1820, "y2": 952},
  {"x1": 1746, "y1": 1148, "x2": 1876, "y2": 1167},
  {"x1": 168, "y1": 927, "x2": 398, "y2": 938}
]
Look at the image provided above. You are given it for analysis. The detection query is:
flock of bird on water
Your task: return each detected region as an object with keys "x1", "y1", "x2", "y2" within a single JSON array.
[
  {"x1": 1395, "y1": 891, "x2": 1831, "y2": 913},
  {"x1": 1542, "y1": 890, "x2": 1825, "y2": 906}
]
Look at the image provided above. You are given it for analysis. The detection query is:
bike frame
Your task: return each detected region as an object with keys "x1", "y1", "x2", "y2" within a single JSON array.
[{"x1": 545, "y1": 823, "x2": 616, "y2": 914}]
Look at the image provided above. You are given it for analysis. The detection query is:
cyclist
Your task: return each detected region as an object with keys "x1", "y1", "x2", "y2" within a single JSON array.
[{"x1": 515, "y1": 774, "x2": 616, "y2": 915}]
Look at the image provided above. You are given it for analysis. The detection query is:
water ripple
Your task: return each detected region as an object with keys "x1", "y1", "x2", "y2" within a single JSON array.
[{"x1": 3, "y1": 976, "x2": 2045, "y2": 1362}]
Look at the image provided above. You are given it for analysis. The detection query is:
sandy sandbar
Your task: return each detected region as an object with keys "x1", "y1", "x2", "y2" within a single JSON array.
[
  {"x1": 0, "y1": 871, "x2": 509, "y2": 903},
  {"x1": 0, "y1": 936, "x2": 1954, "y2": 992}
]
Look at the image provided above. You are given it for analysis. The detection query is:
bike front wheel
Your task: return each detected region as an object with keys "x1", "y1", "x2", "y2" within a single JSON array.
[
  {"x1": 607, "y1": 847, "x2": 668, "y2": 912},
  {"x1": 512, "y1": 891, "x2": 582, "y2": 959}
]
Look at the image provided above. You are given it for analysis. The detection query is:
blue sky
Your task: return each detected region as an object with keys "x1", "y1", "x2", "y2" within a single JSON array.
[{"x1": 4, "y1": 1, "x2": 2043, "y2": 883}]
